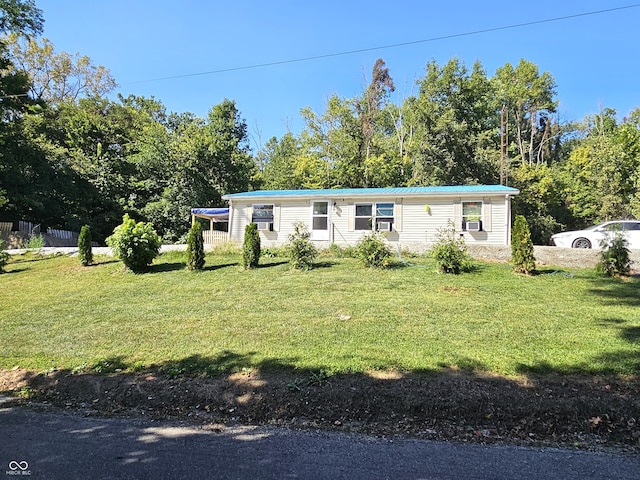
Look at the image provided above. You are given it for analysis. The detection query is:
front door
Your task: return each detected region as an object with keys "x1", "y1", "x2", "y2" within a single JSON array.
[{"x1": 311, "y1": 201, "x2": 330, "y2": 241}]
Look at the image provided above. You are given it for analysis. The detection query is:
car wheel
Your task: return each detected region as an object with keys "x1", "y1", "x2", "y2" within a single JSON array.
[{"x1": 572, "y1": 237, "x2": 591, "y2": 249}]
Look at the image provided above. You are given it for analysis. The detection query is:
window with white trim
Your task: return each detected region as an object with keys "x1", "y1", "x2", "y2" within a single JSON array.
[
  {"x1": 462, "y1": 201, "x2": 482, "y2": 231},
  {"x1": 252, "y1": 204, "x2": 274, "y2": 223},
  {"x1": 354, "y1": 202, "x2": 394, "y2": 231}
]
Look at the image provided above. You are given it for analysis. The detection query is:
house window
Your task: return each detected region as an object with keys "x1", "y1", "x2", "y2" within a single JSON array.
[
  {"x1": 252, "y1": 204, "x2": 274, "y2": 223},
  {"x1": 355, "y1": 204, "x2": 372, "y2": 230},
  {"x1": 462, "y1": 201, "x2": 482, "y2": 231},
  {"x1": 355, "y1": 202, "x2": 394, "y2": 231},
  {"x1": 375, "y1": 203, "x2": 394, "y2": 231}
]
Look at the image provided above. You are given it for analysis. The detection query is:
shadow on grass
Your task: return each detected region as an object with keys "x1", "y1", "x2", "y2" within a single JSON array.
[
  {"x1": 587, "y1": 274, "x2": 640, "y2": 307},
  {"x1": 312, "y1": 261, "x2": 336, "y2": 269},
  {"x1": 257, "y1": 261, "x2": 289, "y2": 269},
  {"x1": 1, "y1": 267, "x2": 29, "y2": 274},
  {"x1": 149, "y1": 262, "x2": 186, "y2": 273},
  {"x1": 204, "y1": 262, "x2": 239, "y2": 272}
]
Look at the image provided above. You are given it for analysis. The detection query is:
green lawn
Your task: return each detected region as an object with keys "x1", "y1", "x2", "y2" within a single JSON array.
[{"x1": 1, "y1": 249, "x2": 638, "y2": 377}]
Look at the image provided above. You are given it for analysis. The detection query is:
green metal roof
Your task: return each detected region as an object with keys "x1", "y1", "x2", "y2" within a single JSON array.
[{"x1": 223, "y1": 185, "x2": 519, "y2": 200}]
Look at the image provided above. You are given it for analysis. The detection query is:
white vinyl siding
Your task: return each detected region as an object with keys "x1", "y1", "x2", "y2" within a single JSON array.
[{"x1": 227, "y1": 193, "x2": 512, "y2": 248}]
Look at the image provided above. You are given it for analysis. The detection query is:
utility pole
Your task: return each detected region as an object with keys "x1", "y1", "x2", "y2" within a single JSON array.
[{"x1": 500, "y1": 105, "x2": 509, "y2": 186}]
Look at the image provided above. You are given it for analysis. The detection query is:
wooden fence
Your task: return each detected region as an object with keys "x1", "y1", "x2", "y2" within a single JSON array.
[
  {"x1": 203, "y1": 230, "x2": 228, "y2": 245},
  {"x1": 46, "y1": 227, "x2": 79, "y2": 241}
]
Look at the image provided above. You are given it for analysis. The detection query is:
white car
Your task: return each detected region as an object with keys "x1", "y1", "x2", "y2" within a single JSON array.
[{"x1": 550, "y1": 220, "x2": 640, "y2": 249}]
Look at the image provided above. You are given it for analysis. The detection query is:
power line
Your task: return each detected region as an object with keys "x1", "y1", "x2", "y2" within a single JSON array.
[{"x1": 122, "y1": 3, "x2": 640, "y2": 85}]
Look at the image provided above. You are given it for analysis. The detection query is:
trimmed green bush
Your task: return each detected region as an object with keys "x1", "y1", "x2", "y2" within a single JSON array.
[
  {"x1": 0, "y1": 239, "x2": 9, "y2": 273},
  {"x1": 106, "y1": 214, "x2": 162, "y2": 272},
  {"x1": 186, "y1": 221, "x2": 205, "y2": 271},
  {"x1": 356, "y1": 231, "x2": 392, "y2": 268},
  {"x1": 287, "y1": 221, "x2": 318, "y2": 270},
  {"x1": 78, "y1": 225, "x2": 93, "y2": 266},
  {"x1": 243, "y1": 223, "x2": 261, "y2": 269},
  {"x1": 596, "y1": 230, "x2": 631, "y2": 277},
  {"x1": 429, "y1": 221, "x2": 473, "y2": 274},
  {"x1": 511, "y1": 215, "x2": 536, "y2": 275}
]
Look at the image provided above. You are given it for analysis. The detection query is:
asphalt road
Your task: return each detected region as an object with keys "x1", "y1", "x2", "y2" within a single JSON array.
[{"x1": 1, "y1": 405, "x2": 639, "y2": 480}]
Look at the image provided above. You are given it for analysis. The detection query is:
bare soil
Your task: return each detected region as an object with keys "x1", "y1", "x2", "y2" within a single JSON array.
[{"x1": 1, "y1": 367, "x2": 639, "y2": 453}]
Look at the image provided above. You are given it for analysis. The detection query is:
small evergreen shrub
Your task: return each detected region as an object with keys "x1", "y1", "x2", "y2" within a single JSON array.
[
  {"x1": 596, "y1": 230, "x2": 631, "y2": 277},
  {"x1": 511, "y1": 215, "x2": 536, "y2": 275},
  {"x1": 429, "y1": 221, "x2": 474, "y2": 274},
  {"x1": 78, "y1": 225, "x2": 93, "y2": 266},
  {"x1": 243, "y1": 223, "x2": 261, "y2": 269},
  {"x1": 0, "y1": 239, "x2": 9, "y2": 273},
  {"x1": 287, "y1": 221, "x2": 318, "y2": 270},
  {"x1": 186, "y1": 221, "x2": 205, "y2": 271},
  {"x1": 356, "y1": 231, "x2": 392, "y2": 268},
  {"x1": 106, "y1": 214, "x2": 162, "y2": 272}
]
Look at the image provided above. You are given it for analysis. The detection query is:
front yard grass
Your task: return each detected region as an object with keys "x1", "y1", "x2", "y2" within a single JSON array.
[{"x1": 1, "y1": 249, "x2": 638, "y2": 378}]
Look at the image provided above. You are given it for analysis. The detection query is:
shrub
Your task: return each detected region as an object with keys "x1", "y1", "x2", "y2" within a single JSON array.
[
  {"x1": 429, "y1": 221, "x2": 473, "y2": 274},
  {"x1": 186, "y1": 221, "x2": 205, "y2": 271},
  {"x1": 596, "y1": 230, "x2": 631, "y2": 277},
  {"x1": 287, "y1": 221, "x2": 318, "y2": 270},
  {"x1": 106, "y1": 214, "x2": 161, "y2": 272},
  {"x1": 511, "y1": 215, "x2": 536, "y2": 275},
  {"x1": 0, "y1": 239, "x2": 8, "y2": 273},
  {"x1": 78, "y1": 225, "x2": 93, "y2": 266},
  {"x1": 25, "y1": 233, "x2": 44, "y2": 249},
  {"x1": 242, "y1": 223, "x2": 261, "y2": 269},
  {"x1": 356, "y1": 231, "x2": 392, "y2": 268}
]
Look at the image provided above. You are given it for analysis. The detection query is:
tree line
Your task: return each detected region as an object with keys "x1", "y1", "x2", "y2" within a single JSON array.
[{"x1": 1, "y1": 0, "x2": 639, "y2": 244}]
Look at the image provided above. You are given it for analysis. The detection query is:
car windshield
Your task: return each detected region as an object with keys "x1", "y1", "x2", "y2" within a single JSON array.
[{"x1": 587, "y1": 222, "x2": 622, "y2": 231}]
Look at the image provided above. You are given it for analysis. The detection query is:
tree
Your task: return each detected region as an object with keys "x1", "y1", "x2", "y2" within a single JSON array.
[
  {"x1": 511, "y1": 215, "x2": 536, "y2": 275},
  {"x1": 562, "y1": 108, "x2": 640, "y2": 225},
  {"x1": 0, "y1": 0, "x2": 42, "y2": 38},
  {"x1": 5, "y1": 34, "x2": 117, "y2": 105},
  {"x1": 77, "y1": 224, "x2": 92, "y2": 266},
  {"x1": 242, "y1": 223, "x2": 260, "y2": 269},
  {"x1": 0, "y1": 3, "x2": 45, "y2": 220},
  {"x1": 0, "y1": 238, "x2": 8, "y2": 273},
  {"x1": 493, "y1": 59, "x2": 558, "y2": 167},
  {"x1": 406, "y1": 58, "x2": 499, "y2": 185},
  {"x1": 357, "y1": 58, "x2": 395, "y2": 174},
  {"x1": 510, "y1": 164, "x2": 567, "y2": 244},
  {"x1": 186, "y1": 221, "x2": 205, "y2": 271},
  {"x1": 261, "y1": 133, "x2": 300, "y2": 189}
]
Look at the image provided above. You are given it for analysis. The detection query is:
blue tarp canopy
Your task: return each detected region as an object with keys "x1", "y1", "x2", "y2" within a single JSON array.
[{"x1": 191, "y1": 208, "x2": 229, "y2": 222}]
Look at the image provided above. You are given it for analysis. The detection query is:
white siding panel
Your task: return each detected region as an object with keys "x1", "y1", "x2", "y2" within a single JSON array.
[
  {"x1": 229, "y1": 194, "x2": 512, "y2": 249},
  {"x1": 482, "y1": 198, "x2": 492, "y2": 232}
]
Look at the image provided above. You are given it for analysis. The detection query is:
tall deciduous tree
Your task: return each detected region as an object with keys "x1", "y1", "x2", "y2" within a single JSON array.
[
  {"x1": 493, "y1": 59, "x2": 558, "y2": 167},
  {"x1": 5, "y1": 34, "x2": 117, "y2": 105},
  {"x1": 406, "y1": 58, "x2": 499, "y2": 185},
  {"x1": 562, "y1": 108, "x2": 640, "y2": 224}
]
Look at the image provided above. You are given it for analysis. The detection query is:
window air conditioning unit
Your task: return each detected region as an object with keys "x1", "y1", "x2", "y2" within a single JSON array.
[
  {"x1": 257, "y1": 222, "x2": 272, "y2": 231},
  {"x1": 466, "y1": 220, "x2": 482, "y2": 232},
  {"x1": 377, "y1": 221, "x2": 392, "y2": 232}
]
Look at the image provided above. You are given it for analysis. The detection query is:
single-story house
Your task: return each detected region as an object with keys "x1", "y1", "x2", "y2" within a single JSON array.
[{"x1": 219, "y1": 185, "x2": 519, "y2": 251}]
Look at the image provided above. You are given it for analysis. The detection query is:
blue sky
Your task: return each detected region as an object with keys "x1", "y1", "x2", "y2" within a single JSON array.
[{"x1": 37, "y1": 1, "x2": 639, "y2": 149}]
